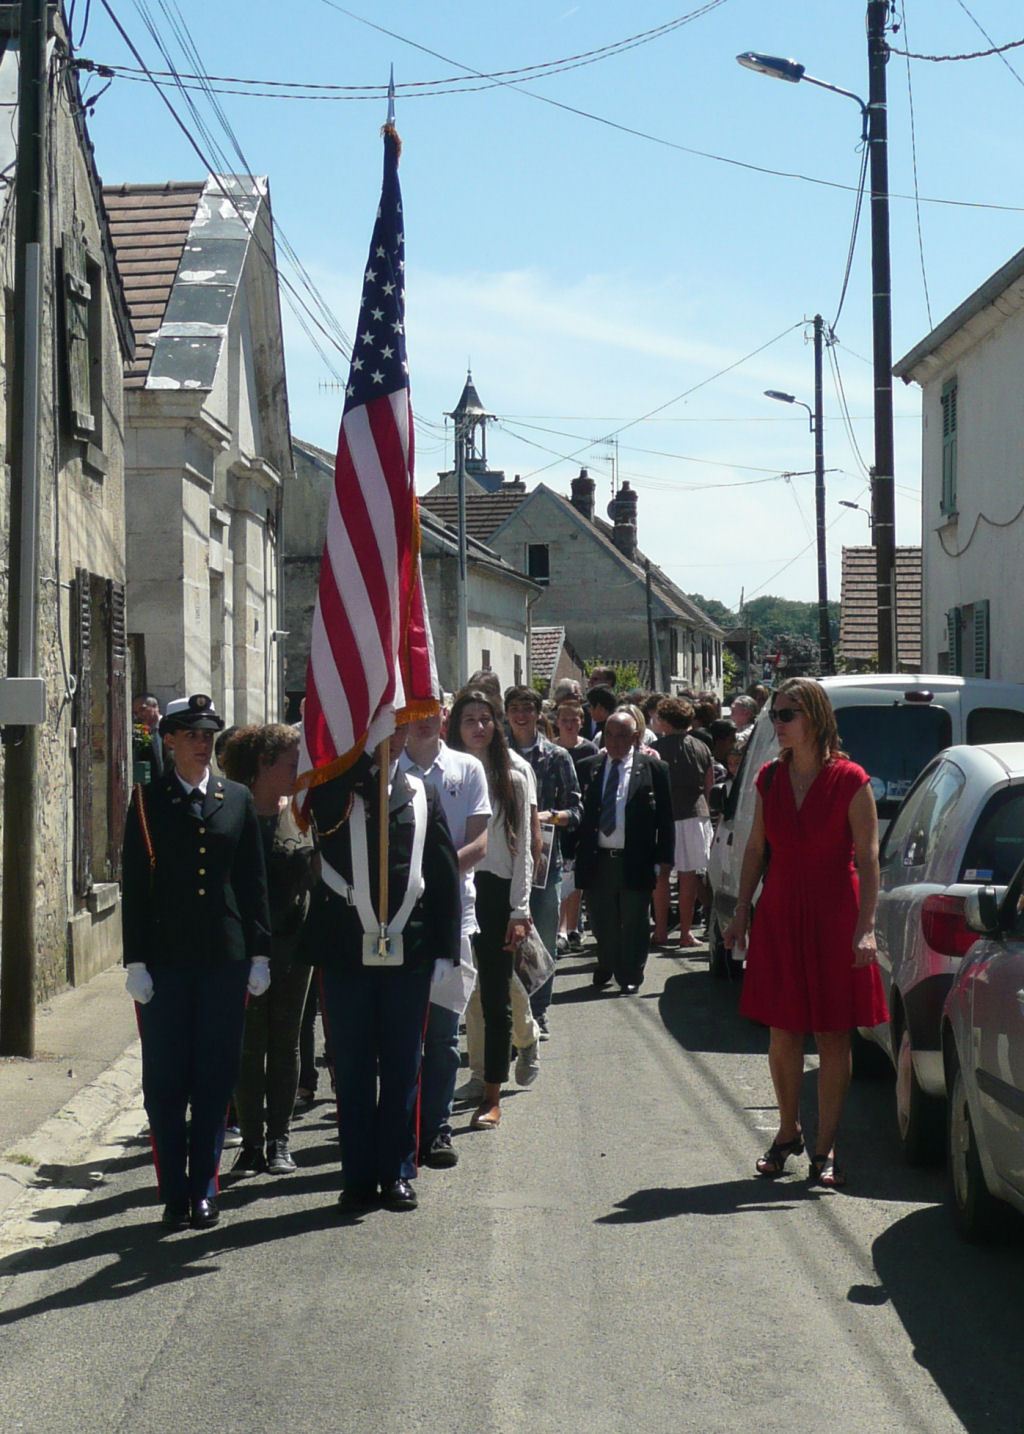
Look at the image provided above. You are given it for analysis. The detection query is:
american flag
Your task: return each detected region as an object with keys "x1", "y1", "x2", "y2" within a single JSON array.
[{"x1": 296, "y1": 124, "x2": 438, "y2": 809}]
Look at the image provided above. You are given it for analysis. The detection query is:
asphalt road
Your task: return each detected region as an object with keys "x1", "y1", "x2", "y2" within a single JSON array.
[{"x1": 0, "y1": 944, "x2": 1020, "y2": 1434}]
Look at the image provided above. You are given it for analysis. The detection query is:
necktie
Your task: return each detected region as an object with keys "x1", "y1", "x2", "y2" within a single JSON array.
[
  {"x1": 599, "y1": 759, "x2": 621, "y2": 836},
  {"x1": 189, "y1": 787, "x2": 204, "y2": 817}
]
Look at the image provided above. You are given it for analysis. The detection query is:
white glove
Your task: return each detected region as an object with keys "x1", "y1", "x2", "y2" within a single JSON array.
[
  {"x1": 247, "y1": 956, "x2": 271, "y2": 997},
  {"x1": 125, "y1": 963, "x2": 154, "y2": 1004}
]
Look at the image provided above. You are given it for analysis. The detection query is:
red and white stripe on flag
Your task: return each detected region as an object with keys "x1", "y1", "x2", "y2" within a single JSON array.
[{"x1": 296, "y1": 125, "x2": 438, "y2": 813}]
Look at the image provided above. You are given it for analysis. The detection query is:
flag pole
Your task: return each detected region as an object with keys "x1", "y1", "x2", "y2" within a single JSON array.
[
  {"x1": 377, "y1": 738, "x2": 390, "y2": 956},
  {"x1": 376, "y1": 66, "x2": 397, "y2": 959}
]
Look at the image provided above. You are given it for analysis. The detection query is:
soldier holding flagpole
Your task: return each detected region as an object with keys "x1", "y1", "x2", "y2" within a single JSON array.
[{"x1": 295, "y1": 93, "x2": 460, "y2": 1213}]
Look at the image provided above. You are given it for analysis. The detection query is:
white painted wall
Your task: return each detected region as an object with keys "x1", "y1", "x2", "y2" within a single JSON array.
[{"x1": 908, "y1": 298, "x2": 1024, "y2": 679}]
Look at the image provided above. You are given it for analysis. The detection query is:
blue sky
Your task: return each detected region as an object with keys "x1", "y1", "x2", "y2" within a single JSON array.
[{"x1": 83, "y1": 1, "x2": 1024, "y2": 612}]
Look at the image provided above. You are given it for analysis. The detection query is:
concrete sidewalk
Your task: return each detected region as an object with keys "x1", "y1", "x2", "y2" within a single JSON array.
[{"x1": 0, "y1": 966, "x2": 145, "y2": 1253}]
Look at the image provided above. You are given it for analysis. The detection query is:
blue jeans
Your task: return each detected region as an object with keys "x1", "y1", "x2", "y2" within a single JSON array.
[
  {"x1": 529, "y1": 872, "x2": 562, "y2": 1020},
  {"x1": 420, "y1": 1001, "x2": 461, "y2": 1143}
]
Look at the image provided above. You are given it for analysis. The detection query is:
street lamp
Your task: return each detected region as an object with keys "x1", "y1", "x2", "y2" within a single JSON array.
[
  {"x1": 737, "y1": 1, "x2": 896, "y2": 672},
  {"x1": 840, "y1": 500, "x2": 875, "y2": 537},
  {"x1": 764, "y1": 314, "x2": 834, "y2": 675}
]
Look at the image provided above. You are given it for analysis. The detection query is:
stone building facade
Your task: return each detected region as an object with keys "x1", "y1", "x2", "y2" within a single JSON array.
[
  {"x1": 285, "y1": 438, "x2": 540, "y2": 712},
  {"x1": 105, "y1": 176, "x2": 292, "y2": 724},
  {"x1": 0, "y1": 6, "x2": 135, "y2": 1000}
]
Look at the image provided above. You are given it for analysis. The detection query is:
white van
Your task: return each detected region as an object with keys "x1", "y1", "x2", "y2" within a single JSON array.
[{"x1": 706, "y1": 675, "x2": 1024, "y2": 978}]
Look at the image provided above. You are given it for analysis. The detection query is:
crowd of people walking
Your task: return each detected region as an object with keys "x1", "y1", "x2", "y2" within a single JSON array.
[{"x1": 124, "y1": 669, "x2": 884, "y2": 1225}]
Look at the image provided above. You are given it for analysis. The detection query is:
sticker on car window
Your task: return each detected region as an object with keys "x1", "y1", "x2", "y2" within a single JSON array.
[
  {"x1": 963, "y1": 868, "x2": 994, "y2": 881},
  {"x1": 886, "y1": 779, "x2": 913, "y2": 800}
]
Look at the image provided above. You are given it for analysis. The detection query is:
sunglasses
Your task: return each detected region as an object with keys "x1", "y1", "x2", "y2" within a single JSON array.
[{"x1": 770, "y1": 707, "x2": 803, "y2": 724}]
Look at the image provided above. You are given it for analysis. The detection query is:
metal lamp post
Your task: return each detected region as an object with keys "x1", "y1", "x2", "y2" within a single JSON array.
[
  {"x1": 737, "y1": 2, "x2": 896, "y2": 671},
  {"x1": 764, "y1": 316, "x2": 834, "y2": 674}
]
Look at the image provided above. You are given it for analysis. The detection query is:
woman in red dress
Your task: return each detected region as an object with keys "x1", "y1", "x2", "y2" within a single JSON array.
[{"x1": 723, "y1": 677, "x2": 887, "y2": 1188}]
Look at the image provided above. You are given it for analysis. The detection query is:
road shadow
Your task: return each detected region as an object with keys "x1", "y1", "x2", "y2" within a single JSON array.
[
  {"x1": 869, "y1": 1203, "x2": 1024, "y2": 1434},
  {"x1": 596, "y1": 1174, "x2": 821, "y2": 1224},
  {"x1": 657, "y1": 968, "x2": 762, "y2": 1056},
  {"x1": 0, "y1": 1165, "x2": 354, "y2": 1328}
]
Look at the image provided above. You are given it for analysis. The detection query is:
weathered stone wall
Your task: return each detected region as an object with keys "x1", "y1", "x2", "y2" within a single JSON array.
[{"x1": 0, "y1": 15, "x2": 129, "y2": 998}]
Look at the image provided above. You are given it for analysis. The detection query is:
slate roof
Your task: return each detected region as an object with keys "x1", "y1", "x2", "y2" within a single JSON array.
[
  {"x1": 838, "y1": 546, "x2": 923, "y2": 670},
  {"x1": 104, "y1": 176, "x2": 267, "y2": 392}
]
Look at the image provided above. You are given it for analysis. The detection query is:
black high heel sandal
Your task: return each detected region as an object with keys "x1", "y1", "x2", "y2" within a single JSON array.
[
  {"x1": 755, "y1": 1133, "x2": 804, "y2": 1178},
  {"x1": 809, "y1": 1154, "x2": 847, "y2": 1188}
]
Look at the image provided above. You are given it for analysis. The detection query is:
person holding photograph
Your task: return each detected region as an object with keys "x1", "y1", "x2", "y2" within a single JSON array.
[
  {"x1": 504, "y1": 686, "x2": 582, "y2": 1041},
  {"x1": 447, "y1": 689, "x2": 533, "y2": 1131}
]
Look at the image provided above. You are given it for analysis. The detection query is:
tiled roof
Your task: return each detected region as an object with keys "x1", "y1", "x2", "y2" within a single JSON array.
[
  {"x1": 839, "y1": 547, "x2": 922, "y2": 669},
  {"x1": 419, "y1": 489, "x2": 528, "y2": 543},
  {"x1": 420, "y1": 482, "x2": 724, "y2": 637},
  {"x1": 103, "y1": 183, "x2": 206, "y2": 388},
  {"x1": 530, "y1": 626, "x2": 566, "y2": 684}
]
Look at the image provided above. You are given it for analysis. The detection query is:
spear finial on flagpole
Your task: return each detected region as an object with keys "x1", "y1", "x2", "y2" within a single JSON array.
[{"x1": 387, "y1": 65, "x2": 395, "y2": 127}]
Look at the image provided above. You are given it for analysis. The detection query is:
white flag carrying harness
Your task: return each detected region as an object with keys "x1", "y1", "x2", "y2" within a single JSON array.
[{"x1": 319, "y1": 773, "x2": 428, "y2": 966}]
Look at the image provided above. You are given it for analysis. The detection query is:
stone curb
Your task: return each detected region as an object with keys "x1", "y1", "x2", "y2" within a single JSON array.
[{"x1": 0, "y1": 1040, "x2": 146, "y2": 1260}]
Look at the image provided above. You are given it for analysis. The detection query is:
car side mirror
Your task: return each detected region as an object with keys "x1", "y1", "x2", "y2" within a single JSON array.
[{"x1": 964, "y1": 885, "x2": 1007, "y2": 935}]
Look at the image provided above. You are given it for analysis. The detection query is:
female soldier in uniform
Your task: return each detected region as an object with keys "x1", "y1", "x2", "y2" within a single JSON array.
[{"x1": 122, "y1": 694, "x2": 271, "y2": 1230}]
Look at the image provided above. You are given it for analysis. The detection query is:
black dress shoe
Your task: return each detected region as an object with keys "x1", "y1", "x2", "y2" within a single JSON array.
[
  {"x1": 190, "y1": 1197, "x2": 220, "y2": 1229},
  {"x1": 337, "y1": 1184, "x2": 378, "y2": 1214},
  {"x1": 161, "y1": 1199, "x2": 190, "y2": 1231},
  {"x1": 592, "y1": 969, "x2": 613, "y2": 989},
  {"x1": 381, "y1": 1178, "x2": 418, "y2": 1211},
  {"x1": 619, "y1": 982, "x2": 640, "y2": 995}
]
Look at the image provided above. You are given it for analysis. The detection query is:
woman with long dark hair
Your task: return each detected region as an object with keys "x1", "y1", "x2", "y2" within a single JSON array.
[
  {"x1": 447, "y1": 689, "x2": 533, "y2": 1130},
  {"x1": 220, "y1": 723, "x2": 315, "y2": 1177},
  {"x1": 723, "y1": 677, "x2": 887, "y2": 1188}
]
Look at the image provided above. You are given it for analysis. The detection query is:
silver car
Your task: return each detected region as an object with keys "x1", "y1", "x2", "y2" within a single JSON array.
[
  {"x1": 942, "y1": 872, "x2": 1024, "y2": 1240},
  {"x1": 865, "y1": 742, "x2": 1024, "y2": 1165}
]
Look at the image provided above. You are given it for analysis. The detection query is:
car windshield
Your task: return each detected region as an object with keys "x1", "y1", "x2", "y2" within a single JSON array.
[
  {"x1": 960, "y1": 785, "x2": 1024, "y2": 885},
  {"x1": 836, "y1": 705, "x2": 953, "y2": 821}
]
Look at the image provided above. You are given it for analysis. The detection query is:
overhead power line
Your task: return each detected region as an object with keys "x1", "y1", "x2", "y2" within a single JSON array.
[{"x1": 102, "y1": 3, "x2": 732, "y2": 97}]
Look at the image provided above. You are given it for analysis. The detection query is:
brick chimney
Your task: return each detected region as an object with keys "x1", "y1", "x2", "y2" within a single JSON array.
[
  {"x1": 570, "y1": 467, "x2": 595, "y2": 522},
  {"x1": 608, "y1": 481, "x2": 638, "y2": 560}
]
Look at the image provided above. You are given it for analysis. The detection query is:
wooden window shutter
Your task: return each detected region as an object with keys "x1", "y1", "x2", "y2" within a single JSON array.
[
  {"x1": 72, "y1": 568, "x2": 93, "y2": 896},
  {"x1": 972, "y1": 599, "x2": 990, "y2": 679},
  {"x1": 946, "y1": 606, "x2": 962, "y2": 677},
  {"x1": 105, "y1": 579, "x2": 129, "y2": 880},
  {"x1": 62, "y1": 233, "x2": 95, "y2": 436}
]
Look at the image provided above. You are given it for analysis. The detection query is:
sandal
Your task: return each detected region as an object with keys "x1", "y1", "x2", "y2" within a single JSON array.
[
  {"x1": 470, "y1": 1101, "x2": 501, "y2": 1131},
  {"x1": 809, "y1": 1154, "x2": 847, "y2": 1188},
  {"x1": 755, "y1": 1133, "x2": 804, "y2": 1179}
]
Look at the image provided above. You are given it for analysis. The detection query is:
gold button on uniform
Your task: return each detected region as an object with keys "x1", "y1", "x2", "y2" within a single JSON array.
[
  {"x1": 198, "y1": 888, "x2": 206, "y2": 896},
  {"x1": 198, "y1": 868, "x2": 206, "y2": 876}
]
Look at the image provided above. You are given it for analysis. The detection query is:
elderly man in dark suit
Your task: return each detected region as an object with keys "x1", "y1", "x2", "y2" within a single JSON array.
[
  {"x1": 574, "y1": 710, "x2": 674, "y2": 994},
  {"x1": 122, "y1": 694, "x2": 271, "y2": 1231}
]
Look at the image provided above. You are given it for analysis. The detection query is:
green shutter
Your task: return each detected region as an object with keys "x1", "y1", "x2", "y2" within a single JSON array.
[
  {"x1": 947, "y1": 606, "x2": 962, "y2": 676},
  {"x1": 940, "y1": 378, "x2": 958, "y2": 516},
  {"x1": 972, "y1": 599, "x2": 990, "y2": 678}
]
